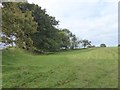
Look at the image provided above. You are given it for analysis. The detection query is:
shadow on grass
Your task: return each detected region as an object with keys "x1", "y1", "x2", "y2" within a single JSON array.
[{"x1": 45, "y1": 48, "x2": 97, "y2": 55}]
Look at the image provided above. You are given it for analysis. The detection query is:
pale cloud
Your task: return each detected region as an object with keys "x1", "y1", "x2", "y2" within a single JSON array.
[{"x1": 28, "y1": 0, "x2": 119, "y2": 46}]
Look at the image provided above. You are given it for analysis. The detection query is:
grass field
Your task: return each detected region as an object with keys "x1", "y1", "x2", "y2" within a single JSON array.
[{"x1": 2, "y1": 47, "x2": 118, "y2": 88}]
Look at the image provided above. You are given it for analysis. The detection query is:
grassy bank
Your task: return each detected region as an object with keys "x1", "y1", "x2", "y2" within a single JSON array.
[{"x1": 2, "y1": 47, "x2": 118, "y2": 88}]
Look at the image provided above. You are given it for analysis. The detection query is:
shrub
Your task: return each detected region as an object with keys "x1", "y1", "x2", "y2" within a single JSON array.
[{"x1": 100, "y1": 44, "x2": 106, "y2": 47}]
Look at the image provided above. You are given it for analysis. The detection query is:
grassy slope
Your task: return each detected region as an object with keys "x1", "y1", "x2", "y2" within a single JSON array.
[{"x1": 2, "y1": 47, "x2": 118, "y2": 88}]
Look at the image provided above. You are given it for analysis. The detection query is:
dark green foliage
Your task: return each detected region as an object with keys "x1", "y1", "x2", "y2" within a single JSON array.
[
  {"x1": 18, "y1": 3, "x2": 61, "y2": 52},
  {"x1": 100, "y1": 44, "x2": 106, "y2": 47},
  {"x1": 87, "y1": 45, "x2": 95, "y2": 48},
  {"x1": 2, "y1": 2, "x2": 80, "y2": 53},
  {"x1": 70, "y1": 34, "x2": 80, "y2": 49},
  {"x1": 81, "y1": 39, "x2": 91, "y2": 48},
  {"x1": 2, "y1": 2, "x2": 38, "y2": 51},
  {"x1": 58, "y1": 29, "x2": 71, "y2": 50},
  {"x1": 118, "y1": 44, "x2": 120, "y2": 47},
  {"x1": 59, "y1": 29, "x2": 80, "y2": 50}
]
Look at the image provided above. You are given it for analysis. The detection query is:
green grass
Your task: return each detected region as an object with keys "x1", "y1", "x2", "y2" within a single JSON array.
[{"x1": 2, "y1": 47, "x2": 118, "y2": 88}]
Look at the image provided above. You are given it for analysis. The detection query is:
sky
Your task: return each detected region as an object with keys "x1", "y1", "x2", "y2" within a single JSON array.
[{"x1": 28, "y1": 0, "x2": 119, "y2": 46}]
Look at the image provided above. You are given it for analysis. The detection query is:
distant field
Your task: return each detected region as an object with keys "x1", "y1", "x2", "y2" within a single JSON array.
[{"x1": 2, "y1": 47, "x2": 118, "y2": 88}]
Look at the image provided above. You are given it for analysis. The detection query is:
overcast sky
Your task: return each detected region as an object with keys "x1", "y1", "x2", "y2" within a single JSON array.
[{"x1": 28, "y1": 0, "x2": 119, "y2": 46}]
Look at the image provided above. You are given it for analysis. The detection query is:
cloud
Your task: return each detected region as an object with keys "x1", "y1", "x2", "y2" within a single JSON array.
[{"x1": 28, "y1": 0, "x2": 118, "y2": 46}]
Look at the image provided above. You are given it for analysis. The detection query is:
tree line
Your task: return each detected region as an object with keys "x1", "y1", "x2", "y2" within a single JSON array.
[{"x1": 1, "y1": 2, "x2": 94, "y2": 53}]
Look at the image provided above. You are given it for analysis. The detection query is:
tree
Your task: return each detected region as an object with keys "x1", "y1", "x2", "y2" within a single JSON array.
[
  {"x1": 81, "y1": 39, "x2": 91, "y2": 48},
  {"x1": 70, "y1": 35, "x2": 79, "y2": 49},
  {"x1": 18, "y1": 3, "x2": 61, "y2": 52},
  {"x1": 2, "y1": 2, "x2": 38, "y2": 51},
  {"x1": 100, "y1": 44, "x2": 106, "y2": 47},
  {"x1": 58, "y1": 29, "x2": 71, "y2": 50},
  {"x1": 59, "y1": 29, "x2": 80, "y2": 50},
  {"x1": 87, "y1": 45, "x2": 95, "y2": 48},
  {"x1": 2, "y1": 2, "x2": 82, "y2": 53}
]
